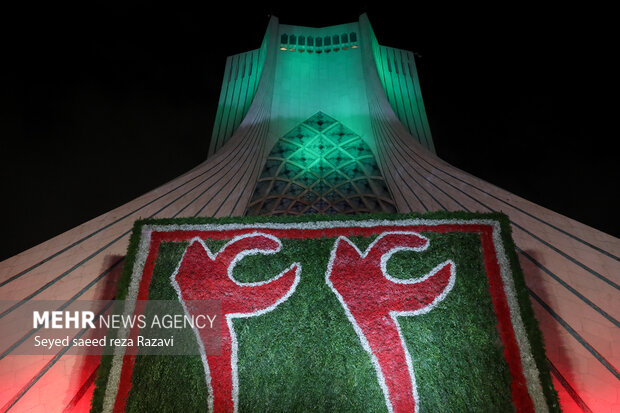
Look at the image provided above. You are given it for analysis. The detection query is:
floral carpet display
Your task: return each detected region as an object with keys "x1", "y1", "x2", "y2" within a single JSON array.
[{"x1": 92, "y1": 212, "x2": 559, "y2": 412}]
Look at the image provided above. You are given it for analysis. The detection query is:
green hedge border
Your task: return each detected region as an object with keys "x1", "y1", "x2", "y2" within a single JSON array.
[{"x1": 91, "y1": 211, "x2": 560, "y2": 412}]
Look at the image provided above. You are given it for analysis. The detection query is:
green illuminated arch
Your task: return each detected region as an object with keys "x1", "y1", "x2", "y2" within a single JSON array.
[{"x1": 247, "y1": 112, "x2": 396, "y2": 216}]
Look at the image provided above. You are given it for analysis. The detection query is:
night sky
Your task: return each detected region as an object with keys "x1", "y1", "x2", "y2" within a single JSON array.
[{"x1": 1, "y1": 3, "x2": 617, "y2": 260}]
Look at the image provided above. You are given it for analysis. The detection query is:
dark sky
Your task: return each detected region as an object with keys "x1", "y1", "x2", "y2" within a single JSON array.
[{"x1": 1, "y1": 3, "x2": 617, "y2": 260}]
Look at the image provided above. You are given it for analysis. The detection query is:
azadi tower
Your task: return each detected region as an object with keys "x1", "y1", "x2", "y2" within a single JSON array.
[{"x1": 1, "y1": 14, "x2": 618, "y2": 412}]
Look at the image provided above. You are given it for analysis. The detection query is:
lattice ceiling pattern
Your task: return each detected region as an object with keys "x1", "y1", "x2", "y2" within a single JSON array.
[{"x1": 247, "y1": 112, "x2": 396, "y2": 216}]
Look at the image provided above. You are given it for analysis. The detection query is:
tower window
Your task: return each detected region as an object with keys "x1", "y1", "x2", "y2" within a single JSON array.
[
  {"x1": 280, "y1": 33, "x2": 288, "y2": 50},
  {"x1": 298, "y1": 35, "x2": 306, "y2": 52},
  {"x1": 306, "y1": 36, "x2": 314, "y2": 53},
  {"x1": 350, "y1": 32, "x2": 358, "y2": 48},
  {"x1": 341, "y1": 33, "x2": 349, "y2": 50}
]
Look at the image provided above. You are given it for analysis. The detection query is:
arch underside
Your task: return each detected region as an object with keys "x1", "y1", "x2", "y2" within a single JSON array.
[{"x1": 247, "y1": 112, "x2": 396, "y2": 216}]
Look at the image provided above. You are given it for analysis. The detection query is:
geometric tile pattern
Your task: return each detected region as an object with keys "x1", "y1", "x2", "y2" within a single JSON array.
[{"x1": 246, "y1": 112, "x2": 397, "y2": 216}]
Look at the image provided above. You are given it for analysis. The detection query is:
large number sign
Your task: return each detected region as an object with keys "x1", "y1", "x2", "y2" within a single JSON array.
[
  {"x1": 97, "y1": 216, "x2": 551, "y2": 413},
  {"x1": 326, "y1": 232, "x2": 455, "y2": 413},
  {"x1": 172, "y1": 234, "x2": 301, "y2": 412}
]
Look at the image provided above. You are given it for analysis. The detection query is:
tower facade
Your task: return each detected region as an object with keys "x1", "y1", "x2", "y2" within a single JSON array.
[{"x1": 0, "y1": 14, "x2": 618, "y2": 412}]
